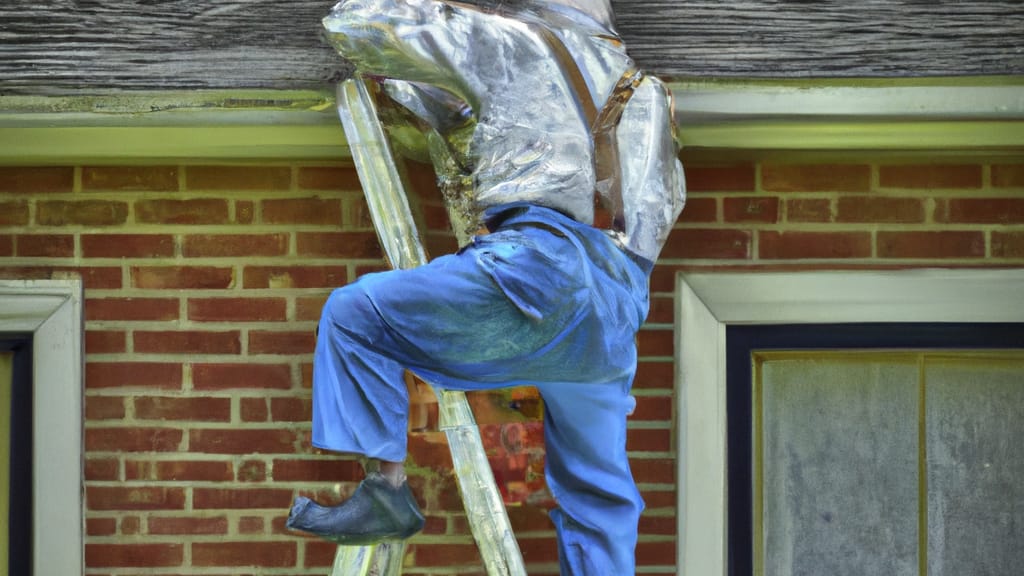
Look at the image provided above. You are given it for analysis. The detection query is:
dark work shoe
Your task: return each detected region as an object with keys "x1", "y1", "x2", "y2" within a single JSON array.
[{"x1": 286, "y1": 472, "x2": 425, "y2": 545}]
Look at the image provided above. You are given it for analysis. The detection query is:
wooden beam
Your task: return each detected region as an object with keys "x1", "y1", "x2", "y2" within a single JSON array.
[{"x1": 0, "y1": 1, "x2": 1022, "y2": 96}]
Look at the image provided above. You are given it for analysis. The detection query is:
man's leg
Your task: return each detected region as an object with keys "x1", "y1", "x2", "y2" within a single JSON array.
[{"x1": 540, "y1": 379, "x2": 644, "y2": 575}]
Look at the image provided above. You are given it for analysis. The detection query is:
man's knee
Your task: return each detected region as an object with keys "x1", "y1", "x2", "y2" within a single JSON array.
[{"x1": 320, "y1": 284, "x2": 377, "y2": 335}]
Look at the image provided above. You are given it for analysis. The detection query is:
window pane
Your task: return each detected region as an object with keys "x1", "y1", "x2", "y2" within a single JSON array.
[
  {"x1": 759, "y1": 355, "x2": 919, "y2": 576},
  {"x1": 926, "y1": 356, "x2": 1024, "y2": 576}
]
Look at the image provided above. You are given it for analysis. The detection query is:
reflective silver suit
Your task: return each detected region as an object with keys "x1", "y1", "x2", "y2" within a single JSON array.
[{"x1": 324, "y1": 0, "x2": 685, "y2": 262}]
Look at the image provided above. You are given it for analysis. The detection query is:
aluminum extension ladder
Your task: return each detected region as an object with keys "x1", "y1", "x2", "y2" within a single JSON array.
[{"x1": 328, "y1": 78, "x2": 528, "y2": 576}]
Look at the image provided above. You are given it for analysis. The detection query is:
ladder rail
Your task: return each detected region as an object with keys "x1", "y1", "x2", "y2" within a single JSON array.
[{"x1": 332, "y1": 78, "x2": 528, "y2": 576}]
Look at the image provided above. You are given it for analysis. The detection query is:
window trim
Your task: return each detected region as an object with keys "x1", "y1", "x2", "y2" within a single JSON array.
[
  {"x1": 0, "y1": 278, "x2": 83, "y2": 575},
  {"x1": 675, "y1": 269, "x2": 1024, "y2": 575}
]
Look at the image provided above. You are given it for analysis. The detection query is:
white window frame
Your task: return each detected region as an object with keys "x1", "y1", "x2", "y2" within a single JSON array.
[
  {"x1": 0, "y1": 278, "x2": 83, "y2": 575},
  {"x1": 676, "y1": 269, "x2": 1024, "y2": 575}
]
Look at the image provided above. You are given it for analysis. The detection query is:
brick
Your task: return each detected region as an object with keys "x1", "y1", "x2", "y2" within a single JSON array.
[
  {"x1": 627, "y1": 428, "x2": 672, "y2": 452},
  {"x1": 298, "y1": 166, "x2": 361, "y2": 190},
  {"x1": 880, "y1": 164, "x2": 982, "y2": 189},
  {"x1": 86, "y1": 297, "x2": 179, "y2": 321},
  {"x1": 426, "y1": 232, "x2": 459, "y2": 256},
  {"x1": 993, "y1": 164, "x2": 1024, "y2": 188},
  {"x1": 85, "y1": 427, "x2": 183, "y2": 452},
  {"x1": 660, "y1": 228, "x2": 751, "y2": 259},
  {"x1": 135, "y1": 198, "x2": 229, "y2": 224},
  {"x1": 134, "y1": 396, "x2": 232, "y2": 422},
  {"x1": 642, "y1": 489, "x2": 677, "y2": 509},
  {"x1": 243, "y1": 266, "x2": 347, "y2": 289},
  {"x1": 16, "y1": 234, "x2": 74, "y2": 257},
  {"x1": 189, "y1": 428, "x2": 299, "y2": 454},
  {"x1": 877, "y1": 231, "x2": 985, "y2": 259},
  {"x1": 941, "y1": 198, "x2": 1024, "y2": 224},
  {"x1": 640, "y1": 514, "x2": 679, "y2": 535},
  {"x1": 638, "y1": 329, "x2": 674, "y2": 357},
  {"x1": 836, "y1": 196, "x2": 924, "y2": 223},
  {"x1": 519, "y1": 537, "x2": 560, "y2": 564},
  {"x1": 723, "y1": 196, "x2": 779, "y2": 223},
  {"x1": 677, "y1": 197, "x2": 717, "y2": 223},
  {"x1": 186, "y1": 166, "x2": 291, "y2": 191},
  {"x1": 405, "y1": 160, "x2": 441, "y2": 194},
  {"x1": 134, "y1": 330, "x2": 240, "y2": 355},
  {"x1": 86, "y1": 517, "x2": 117, "y2": 536},
  {"x1": 188, "y1": 297, "x2": 287, "y2": 323},
  {"x1": 634, "y1": 361, "x2": 674, "y2": 390},
  {"x1": 632, "y1": 395, "x2": 674, "y2": 421},
  {"x1": 786, "y1": 198, "x2": 833, "y2": 222},
  {"x1": 193, "y1": 487, "x2": 294, "y2": 509},
  {"x1": 297, "y1": 231, "x2": 382, "y2": 258},
  {"x1": 249, "y1": 330, "x2": 315, "y2": 355},
  {"x1": 262, "y1": 197, "x2": 342, "y2": 225},
  {"x1": 37, "y1": 200, "x2": 128, "y2": 226},
  {"x1": 86, "y1": 362, "x2": 182, "y2": 389},
  {"x1": 273, "y1": 458, "x2": 361, "y2": 482},
  {"x1": 760, "y1": 231, "x2": 871, "y2": 260},
  {"x1": 238, "y1": 516, "x2": 265, "y2": 534},
  {"x1": 241, "y1": 397, "x2": 269, "y2": 422},
  {"x1": 413, "y1": 542, "x2": 482, "y2": 567},
  {"x1": 423, "y1": 203, "x2": 452, "y2": 231},
  {"x1": 646, "y1": 295, "x2": 675, "y2": 323},
  {"x1": 85, "y1": 457, "x2": 120, "y2": 480},
  {"x1": 270, "y1": 397, "x2": 312, "y2": 422},
  {"x1": 182, "y1": 233, "x2": 289, "y2": 257},
  {"x1": 148, "y1": 516, "x2": 228, "y2": 535},
  {"x1": 82, "y1": 166, "x2": 178, "y2": 191},
  {"x1": 507, "y1": 506, "x2": 556, "y2": 532},
  {"x1": 683, "y1": 164, "x2": 755, "y2": 193},
  {"x1": 120, "y1": 516, "x2": 141, "y2": 535},
  {"x1": 193, "y1": 363, "x2": 292, "y2": 390},
  {"x1": 131, "y1": 266, "x2": 234, "y2": 289},
  {"x1": 238, "y1": 459, "x2": 267, "y2": 482},
  {"x1": 636, "y1": 540, "x2": 677, "y2": 566},
  {"x1": 305, "y1": 540, "x2": 339, "y2": 568},
  {"x1": 85, "y1": 544, "x2": 183, "y2": 568},
  {"x1": 762, "y1": 164, "x2": 870, "y2": 193},
  {"x1": 406, "y1": 432, "x2": 455, "y2": 472},
  {"x1": 0, "y1": 266, "x2": 121, "y2": 289},
  {"x1": 87, "y1": 486, "x2": 186, "y2": 511},
  {"x1": 192, "y1": 541, "x2": 297, "y2": 567},
  {"x1": 0, "y1": 166, "x2": 73, "y2": 193},
  {"x1": 992, "y1": 232, "x2": 1024, "y2": 258},
  {"x1": 86, "y1": 330, "x2": 126, "y2": 354},
  {"x1": 81, "y1": 234, "x2": 175, "y2": 258},
  {"x1": 125, "y1": 459, "x2": 234, "y2": 482},
  {"x1": 631, "y1": 458, "x2": 676, "y2": 484},
  {"x1": 296, "y1": 294, "x2": 330, "y2": 321},
  {"x1": 0, "y1": 235, "x2": 10, "y2": 256},
  {"x1": 0, "y1": 201, "x2": 29, "y2": 225}
]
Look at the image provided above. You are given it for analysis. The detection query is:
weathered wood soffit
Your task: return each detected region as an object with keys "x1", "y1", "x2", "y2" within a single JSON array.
[{"x1": 1, "y1": 0, "x2": 1023, "y2": 163}]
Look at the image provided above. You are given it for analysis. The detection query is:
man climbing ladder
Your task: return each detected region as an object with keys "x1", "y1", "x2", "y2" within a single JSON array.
[{"x1": 286, "y1": 1, "x2": 685, "y2": 573}]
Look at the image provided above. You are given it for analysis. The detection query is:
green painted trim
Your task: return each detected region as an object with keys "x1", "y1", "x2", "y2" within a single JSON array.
[
  {"x1": 1, "y1": 80, "x2": 1022, "y2": 164},
  {"x1": 0, "y1": 125, "x2": 350, "y2": 166}
]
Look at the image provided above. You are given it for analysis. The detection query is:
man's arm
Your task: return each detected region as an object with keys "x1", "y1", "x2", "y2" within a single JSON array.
[
  {"x1": 615, "y1": 76, "x2": 686, "y2": 263},
  {"x1": 323, "y1": 0, "x2": 479, "y2": 104}
]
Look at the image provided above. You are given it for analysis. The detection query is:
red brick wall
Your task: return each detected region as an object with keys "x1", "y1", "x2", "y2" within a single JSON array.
[{"x1": 0, "y1": 157, "x2": 1022, "y2": 575}]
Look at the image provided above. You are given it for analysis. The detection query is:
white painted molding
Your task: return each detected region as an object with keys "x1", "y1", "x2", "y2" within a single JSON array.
[
  {"x1": 676, "y1": 269, "x2": 1024, "y2": 576},
  {"x1": 0, "y1": 279, "x2": 84, "y2": 576}
]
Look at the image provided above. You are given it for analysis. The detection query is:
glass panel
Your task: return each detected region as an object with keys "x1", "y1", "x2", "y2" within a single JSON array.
[
  {"x1": 925, "y1": 355, "x2": 1024, "y2": 576},
  {"x1": 758, "y1": 355, "x2": 919, "y2": 576}
]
